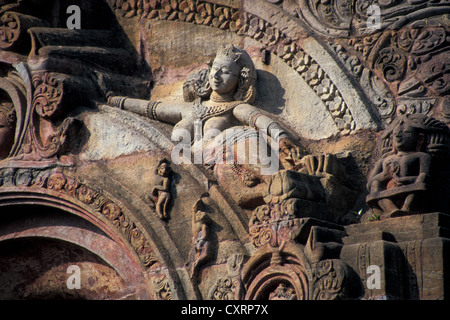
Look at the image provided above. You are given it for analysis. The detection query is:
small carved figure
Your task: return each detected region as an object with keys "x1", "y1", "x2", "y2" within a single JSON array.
[
  {"x1": 189, "y1": 198, "x2": 212, "y2": 280},
  {"x1": 149, "y1": 159, "x2": 172, "y2": 220},
  {"x1": 269, "y1": 283, "x2": 297, "y2": 300},
  {"x1": 0, "y1": 101, "x2": 16, "y2": 160},
  {"x1": 367, "y1": 114, "x2": 450, "y2": 218}
]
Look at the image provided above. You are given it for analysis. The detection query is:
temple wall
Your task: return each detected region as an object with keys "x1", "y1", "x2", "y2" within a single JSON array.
[{"x1": 0, "y1": 0, "x2": 449, "y2": 300}]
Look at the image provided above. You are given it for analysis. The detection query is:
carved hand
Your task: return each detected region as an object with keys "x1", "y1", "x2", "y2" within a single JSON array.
[
  {"x1": 279, "y1": 138, "x2": 302, "y2": 169},
  {"x1": 300, "y1": 154, "x2": 341, "y2": 177}
]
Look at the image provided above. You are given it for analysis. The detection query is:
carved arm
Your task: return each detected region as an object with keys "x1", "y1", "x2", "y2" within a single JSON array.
[
  {"x1": 107, "y1": 95, "x2": 189, "y2": 124},
  {"x1": 233, "y1": 104, "x2": 288, "y2": 141},
  {"x1": 366, "y1": 159, "x2": 387, "y2": 191},
  {"x1": 233, "y1": 104, "x2": 302, "y2": 168}
]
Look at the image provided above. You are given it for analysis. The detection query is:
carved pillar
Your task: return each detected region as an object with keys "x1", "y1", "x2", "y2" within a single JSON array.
[{"x1": 342, "y1": 213, "x2": 450, "y2": 299}]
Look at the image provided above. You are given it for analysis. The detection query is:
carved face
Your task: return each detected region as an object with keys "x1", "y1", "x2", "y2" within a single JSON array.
[
  {"x1": 392, "y1": 120, "x2": 419, "y2": 152},
  {"x1": 157, "y1": 163, "x2": 170, "y2": 176},
  {"x1": 0, "y1": 109, "x2": 14, "y2": 160},
  {"x1": 209, "y1": 56, "x2": 240, "y2": 95}
]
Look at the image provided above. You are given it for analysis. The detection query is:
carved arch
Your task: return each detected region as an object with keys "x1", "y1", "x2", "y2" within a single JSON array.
[
  {"x1": 241, "y1": 243, "x2": 310, "y2": 300},
  {"x1": 0, "y1": 204, "x2": 151, "y2": 299},
  {"x1": 0, "y1": 166, "x2": 188, "y2": 299}
]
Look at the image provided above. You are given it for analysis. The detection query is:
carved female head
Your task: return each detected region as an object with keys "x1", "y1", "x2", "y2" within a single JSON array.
[
  {"x1": 0, "y1": 101, "x2": 16, "y2": 160},
  {"x1": 183, "y1": 45, "x2": 257, "y2": 104}
]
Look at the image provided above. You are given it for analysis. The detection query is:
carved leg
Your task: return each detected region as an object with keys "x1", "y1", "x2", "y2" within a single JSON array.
[
  {"x1": 190, "y1": 241, "x2": 210, "y2": 280},
  {"x1": 401, "y1": 194, "x2": 415, "y2": 213},
  {"x1": 378, "y1": 198, "x2": 401, "y2": 217},
  {"x1": 156, "y1": 197, "x2": 164, "y2": 219},
  {"x1": 162, "y1": 196, "x2": 170, "y2": 220}
]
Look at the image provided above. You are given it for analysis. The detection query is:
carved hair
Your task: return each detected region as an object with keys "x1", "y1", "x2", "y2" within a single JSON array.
[
  {"x1": 183, "y1": 45, "x2": 257, "y2": 104},
  {"x1": 381, "y1": 114, "x2": 450, "y2": 156},
  {"x1": 0, "y1": 102, "x2": 16, "y2": 129}
]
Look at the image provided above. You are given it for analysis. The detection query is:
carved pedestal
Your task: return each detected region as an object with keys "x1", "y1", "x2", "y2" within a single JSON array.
[{"x1": 341, "y1": 212, "x2": 450, "y2": 299}]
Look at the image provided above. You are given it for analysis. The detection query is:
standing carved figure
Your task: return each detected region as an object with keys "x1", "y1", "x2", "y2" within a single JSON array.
[
  {"x1": 189, "y1": 198, "x2": 212, "y2": 281},
  {"x1": 149, "y1": 159, "x2": 172, "y2": 220}
]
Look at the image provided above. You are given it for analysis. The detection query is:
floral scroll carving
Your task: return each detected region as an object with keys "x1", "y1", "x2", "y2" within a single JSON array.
[
  {"x1": 209, "y1": 253, "x2": 244, "y2": 300},
  {"x1": 0, "y1": 11, "x2": 47, "y2": 51},
  {"x1": 0, "y1": 11, "x2": 21, "y2": 50},
  {"x1": 32, "y1": 72, "x2": 64, "y2": 119},
  {"x1": 310, "y1": 259, "x2": 351, "y2": 300},
  {"x1": 25, "y1": 72, "x2": 81, "y2": 160}
]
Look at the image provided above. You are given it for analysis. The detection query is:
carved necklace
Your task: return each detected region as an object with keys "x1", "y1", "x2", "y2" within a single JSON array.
[
  {"x1": 193, "y1": 98, "x2": 243, "y2": 122},
  {"x1": 210, "y1": 90, "x2": 234, "y2": 103}
]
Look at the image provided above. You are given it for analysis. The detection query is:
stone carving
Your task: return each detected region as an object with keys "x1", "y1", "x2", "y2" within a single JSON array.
[
  {"x1": 114, "y1": 1, "x2": 450, "y2": 130},
  {"x1": 32, "y1": 72, "x2": 64, "y2": 119},
  {"x1": 344, "y1": 23, "x2": 450, "y2": 120},
  {"x1": 293, "y1": 0, "x2": 353, "y2": 37},
  {"x1": 269, "y1": 0, "x2": 450, "y2": 38},
  {"x1": 1, "y1": 0, "x2": 449, "y2": 300},
  {"x1": 0, "y1": 167, "x2": 160, "y2": 269},
  {"x1": 0, "y1": 100, "x2": 16, "y2": 160},
  {"x1": 3, "y1": 71, "x2": 82, "y2": 162},
  {"x1": 374, "y1": 26, "x2": 449, "y2": 90},
  {"x1": 249, "y1": 152, "x2": 357, "y2": 245},
  {"x1": 116, "y1": 1, "x2": 359, "y2": 135},
  {"x1": 0, "y1": 11, "x2": 47, "y2": 51},
  {"x1": 240, "y1": 235, "x2": 361, "y2": 300},
  {"x1": 148, "y1": 159, "x2": 173, "y2": 220},
  {"x1": 248, "y1": 169, "x2": 320, "y2": 248},
  {"x1": 108, "y1": 44, "x2": 302, "y2": 173},
  {"x1": 366, "y1": 114, "x2": 450, "y2": 219},
  {"x1": 241, "y1": 244, "x2": 310, "y2": 300},
  {"x1": 331, "y1": 43, "x2": 397, "y2": 125},
  {"x1": 209, "y1": 276, "x2": 235, "y2": 300},
  {"x1": 151, "y1": 272, "x2": 173, "y2": 300},
  {"x1": 236, "y1": 9, "x2": 358, "y2": 134},
  {"x1": 116, "y1": 0, "x2": 241, "y2": 31},
  {"x1": 189, "y1": 198, "x2": 212, "y2": 281},
  {"x1": 254, "y1": 1, "x2": 450, "y2": 126},
  {"x1": 269, "y1": 283, "x2": 297, "y2": 300},
  {"x1": 28, "y1": 72, "x2": 79, "y2": 159},
  {"x1": 0, "y1": 64, "x2": 30, "y2": 161},
  {"x1": 278, "y1": 41, "x2": 356, "y2": 134},
  {"x1": 0, "y1": 11, "x2": 21, "y2": 49},
  {"x1": 310, "y1": 259, "x2": 358, "y2": 300},
  {"x1": 209, "y1": 253, "x2": 244, "y2": 300}
]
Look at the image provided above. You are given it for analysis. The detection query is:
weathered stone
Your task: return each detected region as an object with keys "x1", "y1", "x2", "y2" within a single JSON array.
[{"x1": 0, "y1": 0, "x2": 449, "y2": 301}]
